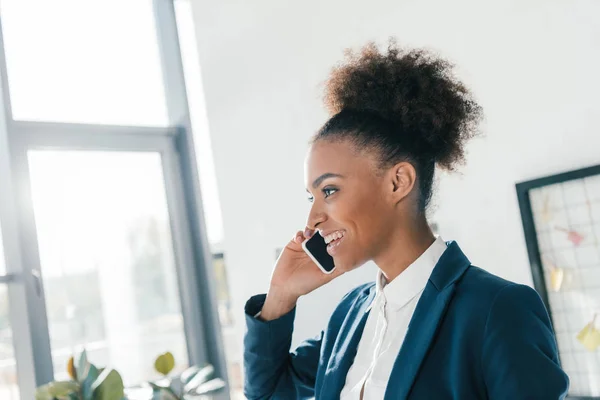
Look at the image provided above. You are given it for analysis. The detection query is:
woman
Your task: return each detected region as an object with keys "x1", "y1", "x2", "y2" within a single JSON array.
[{"x1": 243, "y1": 42, "x2": 569, "y2": 399}]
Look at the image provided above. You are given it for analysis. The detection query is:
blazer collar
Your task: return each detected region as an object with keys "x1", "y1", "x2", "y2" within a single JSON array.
[
  {"x1": 429, "y1": 241, "x2": 472, "y2": 290},
  {"x1": 384, "y1": 240, "x2": 471, "y2": 399},
  {"x1": 320, "y1": 241, "x2": 471, "y2": 399},
  {"x1": 319, "y1": 285, "x2": 376, "y2": 399}
]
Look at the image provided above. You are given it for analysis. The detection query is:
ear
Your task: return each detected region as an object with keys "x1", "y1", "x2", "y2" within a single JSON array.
[{"x1": 389, "y1": 162, "x2": 417, "y2": 205}]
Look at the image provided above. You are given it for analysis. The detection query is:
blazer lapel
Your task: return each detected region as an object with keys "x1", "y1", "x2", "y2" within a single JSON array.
[
  {"x1": 319, "y1": 286, "x2": 376, "y2": 399},
  {"x1": 384, "y1": 241, "x2": 471, "y2": 400}
]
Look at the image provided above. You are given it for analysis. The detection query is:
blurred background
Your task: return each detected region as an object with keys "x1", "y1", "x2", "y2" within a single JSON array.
[{"x1": 0, "y1": 0, "x2": 599, "y2": 399}]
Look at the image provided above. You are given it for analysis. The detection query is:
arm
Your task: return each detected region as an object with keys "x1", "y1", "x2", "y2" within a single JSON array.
[
  {"x1": 243, "y1": 294, "x2": 321, "y2": 400},
  {"x1": 481, "y1": 283, "x2": 569, "y2": 399}
]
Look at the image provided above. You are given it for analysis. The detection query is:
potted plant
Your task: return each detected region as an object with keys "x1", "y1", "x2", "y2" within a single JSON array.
[
  {"x1": 132, "y1": 351, "x2": 226, "y2": 400},
  {"x1": 35, "y1": 350, "x2": 225, "y2": 400}
]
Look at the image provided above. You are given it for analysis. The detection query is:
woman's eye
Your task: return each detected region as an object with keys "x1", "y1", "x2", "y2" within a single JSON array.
[
  {"x1": 323, "y1": 188, "x2": 338, "y2": 198},
  {"x1": 307, "y1": 188, "x2": 337, "y2": 202}
]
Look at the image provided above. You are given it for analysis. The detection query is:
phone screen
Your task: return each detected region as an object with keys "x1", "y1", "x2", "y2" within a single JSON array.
[{"x1": 304, "y1": 233, "x2": 336, "y2": 273}]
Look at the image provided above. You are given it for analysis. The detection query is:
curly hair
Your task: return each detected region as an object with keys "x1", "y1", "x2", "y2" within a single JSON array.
[{"x1": 315, "y1": 40, "x2": 482, "y2": 211}]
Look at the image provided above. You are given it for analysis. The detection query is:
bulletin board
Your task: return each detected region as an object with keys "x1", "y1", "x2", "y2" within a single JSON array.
[{"x1": 517, "y1": 165, "x2": 600, "y2": 399}]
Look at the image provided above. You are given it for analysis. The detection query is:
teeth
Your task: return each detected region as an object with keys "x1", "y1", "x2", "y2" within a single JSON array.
[{"x1": 324, "y1": 230, "x2": 345, "y2": 244}]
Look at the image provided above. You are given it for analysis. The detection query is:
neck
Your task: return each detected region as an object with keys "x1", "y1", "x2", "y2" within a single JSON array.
[{"x1": 374, "y1": 217, "x2": 435, "y2": 283}]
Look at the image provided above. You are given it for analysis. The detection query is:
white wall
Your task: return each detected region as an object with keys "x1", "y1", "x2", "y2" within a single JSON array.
[{"x1": 189, "y1": 0, "x2": 600, "y2": 354}]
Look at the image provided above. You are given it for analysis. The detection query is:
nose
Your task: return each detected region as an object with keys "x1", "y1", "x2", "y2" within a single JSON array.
[{"x1": 306, "y1": 200, "x2": 327, "y2": 231}]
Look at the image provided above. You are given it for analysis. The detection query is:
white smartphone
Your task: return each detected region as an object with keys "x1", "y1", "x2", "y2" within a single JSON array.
[{"x1": 302, "y1": 232, "x2": 336, "y2": 274}]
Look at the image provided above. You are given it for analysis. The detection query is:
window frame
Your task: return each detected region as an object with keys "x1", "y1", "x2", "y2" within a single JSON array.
[{"x1": 0, "y1": 1, "x2": 229, "y2": 398}]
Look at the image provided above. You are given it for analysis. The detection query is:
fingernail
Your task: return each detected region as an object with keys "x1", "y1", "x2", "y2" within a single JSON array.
[{"x1": 304, "y1": 229, "x2": 313, "y2": 238}]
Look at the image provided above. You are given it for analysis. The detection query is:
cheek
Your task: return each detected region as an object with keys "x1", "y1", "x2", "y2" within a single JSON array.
[
  {"x1": 333, "y1": 197, "x2": 390, "y2": 271},
  {"x1": 345, "y1": 192, "x2": 390, "y2": 247}
]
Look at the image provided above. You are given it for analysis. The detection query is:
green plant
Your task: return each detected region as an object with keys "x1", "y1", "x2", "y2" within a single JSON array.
[
  {"x1": 145, "y1": 352, "x2": 226, "y2": 400},
  {"x1": 35, "y1": 350, "x2": 125, "y2": 400},
  {"x1": 35, "y1": 350, "x2": 225, "y2": 400}
]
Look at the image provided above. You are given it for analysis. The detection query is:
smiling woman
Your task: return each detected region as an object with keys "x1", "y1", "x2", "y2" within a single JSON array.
[{"x1": 243, "y1": 40, "x2": 569, "y2": 400}]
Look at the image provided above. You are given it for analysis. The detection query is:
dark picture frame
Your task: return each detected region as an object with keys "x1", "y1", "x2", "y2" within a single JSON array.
[{"x1": 516, "y1": 164, "x2": 600, "y2": 400}]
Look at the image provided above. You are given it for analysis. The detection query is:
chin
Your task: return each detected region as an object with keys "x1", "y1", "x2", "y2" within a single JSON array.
[{"x1": 332, "y1": 256, "x2": 362, "y2": 273}]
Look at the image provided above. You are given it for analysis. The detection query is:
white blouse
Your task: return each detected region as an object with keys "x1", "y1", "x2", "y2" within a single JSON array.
[{"x1": 340, "y1": 236, "x2": 448, "y2": 399}]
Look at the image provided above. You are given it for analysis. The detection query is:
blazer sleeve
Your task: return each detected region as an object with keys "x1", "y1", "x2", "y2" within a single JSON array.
[
  {"x1": 481, "y1": 283, "x2": 570, "y2": 399},
  {"x1": 243, "y1": 294, "x2": 321, "y2": 400}
]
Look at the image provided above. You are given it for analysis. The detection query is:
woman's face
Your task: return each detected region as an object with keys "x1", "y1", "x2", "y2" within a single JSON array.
[{"x1": 305, "y1": 139, "x2": 409, "y2": 272}]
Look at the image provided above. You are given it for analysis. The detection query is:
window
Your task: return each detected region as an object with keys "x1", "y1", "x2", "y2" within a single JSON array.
[
  {"x1": 0, "y1": 0, "x2": 229, "y2": 396},
  {"x1": 28, "y1": 151, "x2": 188, "y2": 384},
  {"x1": 0, "y1": 0, "x2": 168, "y2": 126}
]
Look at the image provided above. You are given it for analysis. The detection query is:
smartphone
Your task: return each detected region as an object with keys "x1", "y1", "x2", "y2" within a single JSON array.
[{"x1": 302, "y1": 232, "x2": 336, "y2": 274}]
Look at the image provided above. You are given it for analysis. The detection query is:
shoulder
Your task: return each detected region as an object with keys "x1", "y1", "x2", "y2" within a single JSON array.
[
  {"x1": 485, "y1": 281, "x2": 550, "y2": 327},
  {"x1": 458, "y1": 266, "x2": 548, "y2": 322},
  {"x1": 320, "y1": 282, "x2": 376, "y2": 346},
  {"x1": 328, "y1": 282, "x2": 375, "y2": 319},
  {"x1": 342, "y1": 282, "x2": 376, "y2": 302},
  {"x1": 332, "y1": 281, "x2": 376, "y2": 310},
  {"x1": 459, "y1": 265, "x2": 520, "y2": 301}
]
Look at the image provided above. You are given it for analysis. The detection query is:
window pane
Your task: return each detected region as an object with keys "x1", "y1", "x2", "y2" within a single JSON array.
[
  {"x1": 0, "y1": 286, "x2": 19, "y2": 400},
  {"x1": 28, "y1": 151, "x2": 187, "y2": 385},
  {"x1": 0, "y1": 0, "x2": 168, "y2": 126}
]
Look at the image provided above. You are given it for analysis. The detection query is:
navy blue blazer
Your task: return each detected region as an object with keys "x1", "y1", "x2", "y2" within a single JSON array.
[{"x1": 243, "y1": 241, "x2": 569, "y2": 399}]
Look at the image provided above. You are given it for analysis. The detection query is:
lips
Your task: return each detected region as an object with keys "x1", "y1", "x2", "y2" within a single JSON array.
[
  {"x1": 322, "y1": 230, "x2": 345, "y2": 244},
  {"x1": 319, "y1": 230, "x2": 346, "y2": 256}
]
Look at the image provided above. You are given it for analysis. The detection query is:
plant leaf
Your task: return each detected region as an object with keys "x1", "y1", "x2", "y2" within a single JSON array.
[
  {"x1": 194, "y1": 378, "x2": 226, "y2": 395},
  {"x1": 67, "y1": 356, "x2": 77, "y2": 380},
  {"x1": 179, "y1": 366, "x2": 201, "y2": 385},
  {"x1": 169, "y1": 376, "x2": 183, "y2": 397},
  {"x1": 91, "y1": 368, "x2": 125, "y2": 400},
  {"x1": 67, "y1": 391, "x2": 81, "y2": 400},
  {"x1": 148, "y1": 381, "x2": 164, "y2": 391},
  {"x1": 183, "y1": 365, "x2": 213, "y2": 394},
  {"x1": 151, "y1": 388, "x2": 179, "y2": 400},
  {"x1": 81, "y1": 363, "x2": 100, "y2": 400},
  {"x1": 73, "y1": 349, "x2": 100, "y2": 400},
  {"x1": 35, "y1": 381, "x2": 80, "y2": 400},
  {"x1": 35, "y1": 383, "x2": 52, "y2": 400},
  {"x1": 75, "y1": 350, "x2": 90, "y2": 383},
  {"x1": 154, "y1": 352, "x2": 175, "y2": 376}
]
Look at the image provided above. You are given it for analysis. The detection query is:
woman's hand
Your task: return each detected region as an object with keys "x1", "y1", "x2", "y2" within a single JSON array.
[{"x1": 260, "y1": 229, "x2": 344, "y2": 321}]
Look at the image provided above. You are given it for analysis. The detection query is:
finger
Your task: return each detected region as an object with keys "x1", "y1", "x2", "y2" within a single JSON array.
[
  {"x1": 304, "y1": 228, "x2": 314, "y2": 239},
  {"x1": 293, "y1": 230, "x2": 304, "y2": 243}
]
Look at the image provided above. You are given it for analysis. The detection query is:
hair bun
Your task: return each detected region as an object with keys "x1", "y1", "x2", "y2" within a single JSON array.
[{"x1": 323, "y1": 40, "x2": 482, "y2": 170}]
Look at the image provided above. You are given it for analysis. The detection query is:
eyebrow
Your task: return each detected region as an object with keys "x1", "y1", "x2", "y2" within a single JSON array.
[{"x1": 312, "y1": 173, "x2": 344, "y2": 189}]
